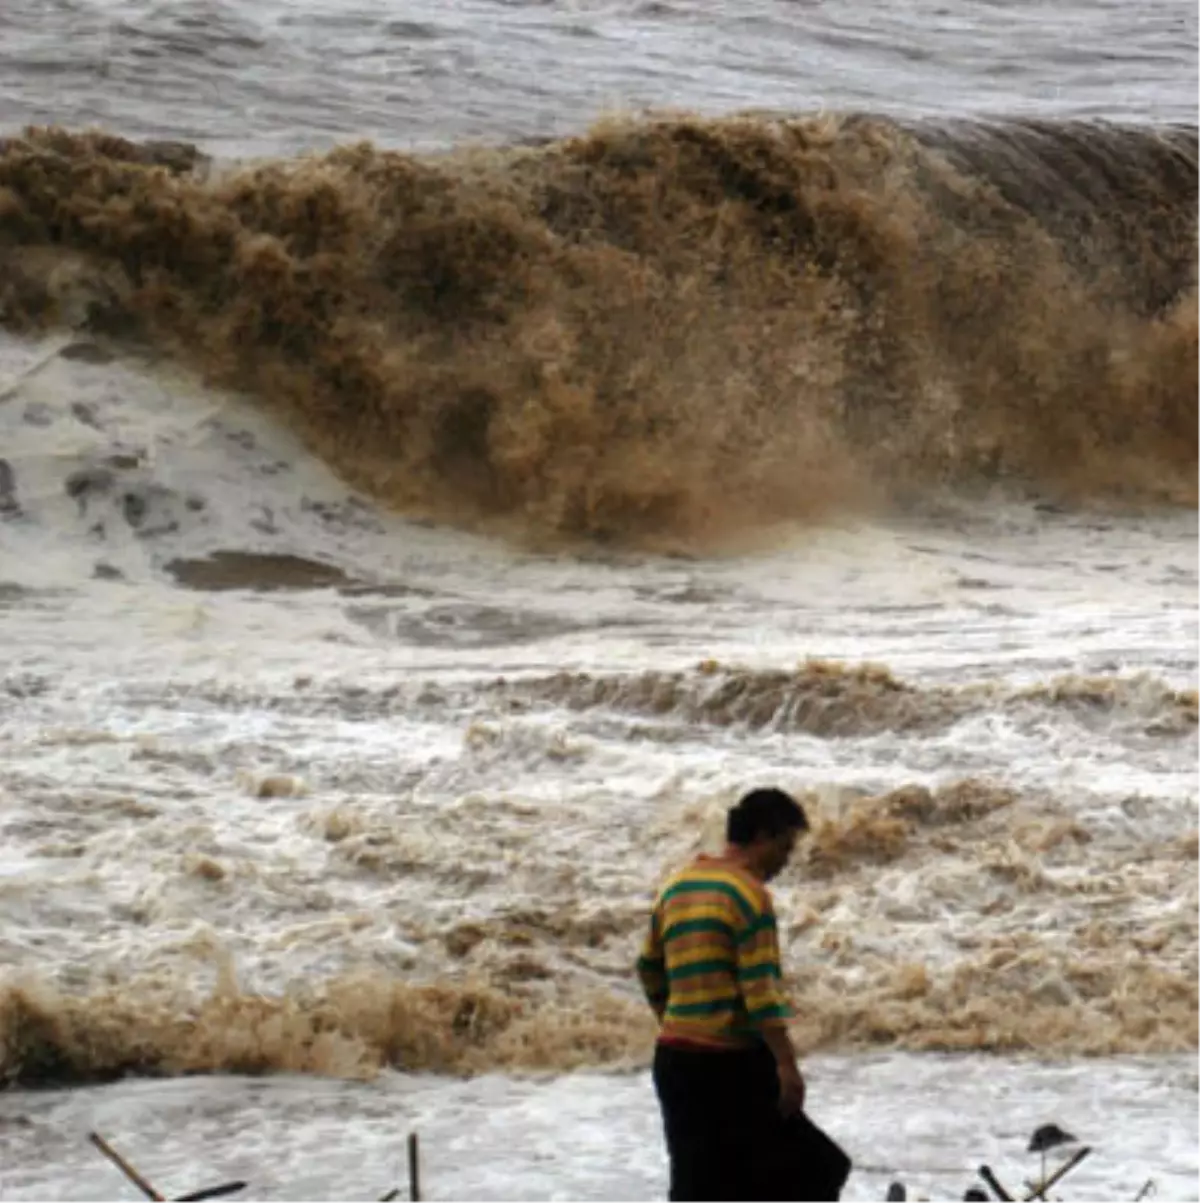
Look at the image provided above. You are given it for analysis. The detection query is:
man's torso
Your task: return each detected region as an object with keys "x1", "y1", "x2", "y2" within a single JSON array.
[{"x1": 646, "y1": 855, "x2": 788, "y2": 1049}]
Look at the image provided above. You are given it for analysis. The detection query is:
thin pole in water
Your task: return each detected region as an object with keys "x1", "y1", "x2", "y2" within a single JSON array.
[
  {"x1": 88, "y1": 1133, "x2": 165, "y2": 1202},
  {"x1": 407, "y1": 1132, "x2": 421, "y2": 1202}
]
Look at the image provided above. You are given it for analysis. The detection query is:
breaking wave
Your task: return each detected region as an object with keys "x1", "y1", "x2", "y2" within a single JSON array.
[
  {"x1": 488, "y1": 660, "x2": 1200, "y2": 737},
  {"x1": 111, "y1": 661, "x2": 1198, "y2": 739},
  {"x1": 0, "y1": 114, "x2": 1195, "y2": 546},
  {"x1": 4, "y1": 966, "x2": 1194, "y2": 1087}
]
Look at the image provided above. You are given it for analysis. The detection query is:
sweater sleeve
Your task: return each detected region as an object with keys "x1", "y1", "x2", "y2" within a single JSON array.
[
  {"x1": 735, "y1": 893, "x2": 792, "y2": 1027},
  {"x1": 635, "y1": 907, "x2": 668, "y2": 1013}
]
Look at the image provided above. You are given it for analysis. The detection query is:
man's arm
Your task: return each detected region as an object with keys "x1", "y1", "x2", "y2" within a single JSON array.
[
  {"x1": 759, "y1": 1023, "x2": 806, "y2": 1113},
  {"x1": 635, "y1": 909, "x2": 668, "y2": 1020},
  {"x1": 736, "y1": 897, "x2": 805, "y2": 1112}
]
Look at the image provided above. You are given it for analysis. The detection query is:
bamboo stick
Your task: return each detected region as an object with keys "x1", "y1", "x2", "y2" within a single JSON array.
[
  {"x1": 407, "y1": 1132, "x2": 421, "y2": 1203},
  {"x1": 174, "y1": 1182, "x2": 248, "y2": 1201},
  {"x1": 978, "y1": 1165, "x2": 1015, "y2": 1202},
  {"x1": 1022, "y1": 1147, "x2": 1091, "y2": 1201},
  {"x1": 88, "y1": 1133, "x2": 165, "y2": 1202}
]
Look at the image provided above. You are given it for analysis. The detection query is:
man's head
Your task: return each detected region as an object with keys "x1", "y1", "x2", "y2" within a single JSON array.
[{"x1": 726, "y1": 787, "x2": 808, "y2": 881}]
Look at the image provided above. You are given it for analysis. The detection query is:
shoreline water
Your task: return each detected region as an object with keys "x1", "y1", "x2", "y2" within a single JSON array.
[{"x1": 1, "y1": 1055, "x2": 1196, "y2": 1201}]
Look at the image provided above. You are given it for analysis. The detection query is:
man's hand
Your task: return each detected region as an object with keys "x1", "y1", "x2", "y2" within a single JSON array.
[
  {"x1": 760, "y1": 1024, "x2": 805, "y2": 1114},
  {"x1": 777, "y1": 1060, "x2": 806, "y2": 1115}
]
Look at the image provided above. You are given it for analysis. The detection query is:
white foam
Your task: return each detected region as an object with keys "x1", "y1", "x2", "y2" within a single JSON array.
[{"x1": 0, "y1": 1056, "x2": 1195, "y2": 1201}]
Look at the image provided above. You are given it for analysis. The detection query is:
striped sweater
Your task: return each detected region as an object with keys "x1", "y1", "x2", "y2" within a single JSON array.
[{"x1": 636, "y1": 854, "x2": 792, "y2": 1049}]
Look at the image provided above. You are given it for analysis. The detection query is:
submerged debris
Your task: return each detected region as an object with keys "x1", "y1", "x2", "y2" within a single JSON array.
[{"x1": 86, "y1": 1129, "x2": 409, "y2": 1202}]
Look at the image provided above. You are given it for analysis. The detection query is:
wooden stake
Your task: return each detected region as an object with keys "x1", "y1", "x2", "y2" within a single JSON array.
[
  {"x1": 174, "y1": 1182, "x2": 247, "y2": 1202},
  {"x1": 1022, "y1": 1147, "x2": 1091, "y2": 1201},
  {"x1": 407, "y1": 1132, "x2": 421, "y2": 1203},
  {"x1": 88, "y1": 1133, "x2": 165, "y2": 1202},
  {"x1": 978, "y1": 1165, "x2": 1015, "y2": 1201}
]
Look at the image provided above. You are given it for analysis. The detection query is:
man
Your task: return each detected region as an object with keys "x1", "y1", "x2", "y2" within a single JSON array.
[{"x1": 637, "y1": 787, "x2": 850, "y2": 1201}]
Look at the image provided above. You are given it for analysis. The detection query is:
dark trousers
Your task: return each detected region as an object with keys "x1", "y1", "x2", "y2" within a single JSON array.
[{"x1": 652, "y1": 1042, "x2": 851, "y2": 1202}]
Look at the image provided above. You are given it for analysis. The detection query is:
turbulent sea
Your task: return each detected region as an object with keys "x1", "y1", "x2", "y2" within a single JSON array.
[{"x1": 0, "y1": 0, "x2": 1196, "y2": 1199}]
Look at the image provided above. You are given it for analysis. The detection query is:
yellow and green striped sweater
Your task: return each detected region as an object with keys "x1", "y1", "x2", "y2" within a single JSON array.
[{"x1": 636, "y1": 854, "x2": 792, "y2": 1049}]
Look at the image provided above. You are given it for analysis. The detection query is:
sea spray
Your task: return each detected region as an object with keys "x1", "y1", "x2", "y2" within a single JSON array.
[{"x1": 0, "y1": 114, "x2": 1194, "y2": 546}]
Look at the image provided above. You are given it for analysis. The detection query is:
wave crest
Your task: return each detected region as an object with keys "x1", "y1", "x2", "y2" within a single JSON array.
[{"x1": 0, "y1": 115, "x2": 1195, "y2": 545}]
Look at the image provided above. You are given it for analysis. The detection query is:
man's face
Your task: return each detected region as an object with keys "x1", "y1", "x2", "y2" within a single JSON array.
[{"x1": 759, "y1": 827, "x2": 800, "y2": 881}]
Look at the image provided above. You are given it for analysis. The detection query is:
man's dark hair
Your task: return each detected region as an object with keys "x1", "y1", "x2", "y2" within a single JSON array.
[{"x1": 726, "y1": 788, "x2": 808, "y2": 845}]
